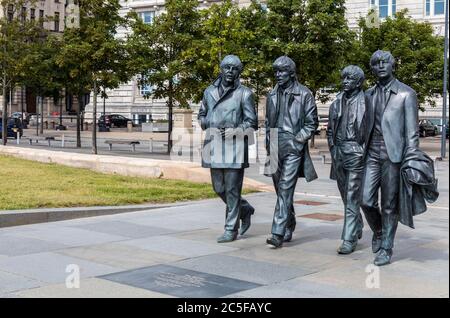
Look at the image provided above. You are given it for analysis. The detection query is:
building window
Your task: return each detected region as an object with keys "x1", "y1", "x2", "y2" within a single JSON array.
[
  {"x1": 370, "y1": 0, "x2": 398, "y2": 18},
  {"x1": 30, "y1": 8, "x2": 35, "y2": 21},
  {"x1": 434, "y1": 0, "x2": 445, "y2": 15},
  {"x1": 140, "y1": 83, "x2": 154, "y2": 97},
  {"x1": 39, "y1": 10, "x2": 44, "y2": 27},
  {"x1": 7, "y1": 4, "x2": 14, "y2": 22},
  {"x1": 54, "y1": 12, "x2": 60, "y2": 31},
  {"x1": 379, "y1": 0, "x2": 389, "y2": 18},
  {"x1": 426, "y1": 0, "x2": 431, "y2": 15},
  {"x1": 140, "y1": 11, "x2": 155, "y2": 24}
]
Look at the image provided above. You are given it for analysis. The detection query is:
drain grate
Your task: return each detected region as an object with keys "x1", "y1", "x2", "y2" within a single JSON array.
[
  {"x1": 299, "y1": 213, "x2": 344, "y2": 221},
  {"x1": 295, "y1": 200, "x2": 329, "y2": 206}
]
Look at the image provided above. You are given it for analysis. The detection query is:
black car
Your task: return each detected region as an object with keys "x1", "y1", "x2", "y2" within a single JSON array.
[
  {"x1": 0, "y1": 118, "x2": 24, "y2": 139},
  {"x1": 419, "y1": 119, "x2": 438, "y2": 137},
  {"x1": 446, "y1": 122, "x2": 449, "y2": 139},
  {"x1": 98, "y1": 114, "x2": 132, "y2": 128}
]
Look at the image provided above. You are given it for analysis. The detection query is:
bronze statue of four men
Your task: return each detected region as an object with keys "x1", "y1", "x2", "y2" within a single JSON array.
[{"x1": 199, "y1": 51, "x2": 438, "y2": 266}]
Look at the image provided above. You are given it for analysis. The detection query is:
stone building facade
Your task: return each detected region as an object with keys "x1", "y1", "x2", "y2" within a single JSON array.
[{"x1": 0, "y1": 0, "x2": 68, "y2": 119}]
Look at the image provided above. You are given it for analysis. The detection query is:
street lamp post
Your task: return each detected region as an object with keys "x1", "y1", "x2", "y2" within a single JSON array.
[{"x1": 440, "y1": 0, "x2": 449, "y2": 159}]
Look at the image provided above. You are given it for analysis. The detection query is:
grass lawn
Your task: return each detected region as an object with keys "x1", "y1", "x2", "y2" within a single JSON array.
[{"x1": 0, "y1": 155, "x2": 253, "y2": 210}]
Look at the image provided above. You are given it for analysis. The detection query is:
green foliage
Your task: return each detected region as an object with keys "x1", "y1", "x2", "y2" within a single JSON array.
[
  {"x1": 0, "y1": 0, "x2": 44, "y2": 91},
  {"x1": 55, "y1": 0, "x2": 131, "y2": 97},
  {"x1": 264, "y1": 0, "x2": 354, "y2": 101},
  {"x1": 352, "y1": 10, "x2": 444, "y2": 108},
  {"x1": 127, "y1": 0, "x2": 201, "y2": 108}
]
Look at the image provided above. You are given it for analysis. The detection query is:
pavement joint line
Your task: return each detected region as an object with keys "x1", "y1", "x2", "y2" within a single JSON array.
[
  {"x1": 427, "y1": 206, "x2": 449, "y2": 210},
  {"x1": 294, "y1": 192, "x2": 342, "y2": 200}
]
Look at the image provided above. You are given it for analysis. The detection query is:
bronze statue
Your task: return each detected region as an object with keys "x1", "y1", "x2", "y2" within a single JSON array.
[
  {"x1": 360, "y1": 50, "x2": 438, "y2": 266},
  {"x1": 264, "y1": 56, "x2": 318, "y2": 248},
  {"x1": 327, "y1": 65, "x2": 367, "y2": 254},
  {"x1": 198, "y1": 55, "x2": 257, "y2": 243}
]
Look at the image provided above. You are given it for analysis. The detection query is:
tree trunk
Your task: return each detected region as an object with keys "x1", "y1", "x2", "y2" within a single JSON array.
[
  {"x1": 2, "y1": 77, "x2": 8, "y2": 145},
  {"x1": 77, "y1": 94, "x2": 82, "y2": 148},
  {"x1": 39, "y1": 95, "x2": 44, "y2": 135},
  {"x1": 92, "y1": 80, "x2": 97, "y2": 154},
  {"x1": 168, "y1": 80, "x2": 174, "y2": 154}
]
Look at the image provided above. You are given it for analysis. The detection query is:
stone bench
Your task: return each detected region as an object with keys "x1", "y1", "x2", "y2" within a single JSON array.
[
  {"x1": 27, "y1": 136, "x2": 55, "y2": 147},
  {"x1": 104, "y1": 140, "x2": 140, "y2": 152}
]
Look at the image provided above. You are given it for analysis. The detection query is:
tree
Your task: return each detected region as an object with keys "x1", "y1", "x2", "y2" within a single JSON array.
[
  {"x1": 0, "y1": 0, "x2": 43, "y2": 145},
  {"x1": 352, "y1": 10, "x2": 444, "y2": 109},
  {"x1": 127, "y1": 0, "x2": 201, "y2": 153},
  {"x1": 182, "y1": 0, "x2": 253, "y2": 102},
  {"x1": 239, "y1": 1, "x2": 273, "y2": 105},
  {"x1": 56, "y1": 0, "x2": 131, "y2": 153},
  {"x1": 21, "y1": 33, "x2": 62, "y2": 136},
  {"x1": 264, "y1": 0, "x2": 354, "y2": 147},
  {"x1": 264, "y1": 0, "x2": 355, "y2": 102}
]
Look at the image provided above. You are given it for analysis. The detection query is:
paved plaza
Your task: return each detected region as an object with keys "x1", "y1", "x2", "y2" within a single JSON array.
[{"x1": 0, "y1": 155, "x2": 447, "y2": 298}]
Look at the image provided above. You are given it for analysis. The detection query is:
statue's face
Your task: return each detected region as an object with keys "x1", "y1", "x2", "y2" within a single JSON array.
[
  {"x1": 342, "y1": 74, "x2": 361, "y2": 94},
  {"x1": 371, "y1": 58, "x2": 394, "y2": 81},
  {"x1": 275, "y1": 68, "x2": 293, "y2": 87},
  {"x1": 221, "y1": 64, "x2": 241, "y2": 85}
]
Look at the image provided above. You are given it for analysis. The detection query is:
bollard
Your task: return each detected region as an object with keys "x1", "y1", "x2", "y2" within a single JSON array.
[
  {"x1": 127, "y1": 121, "x2": 133, "y2": 133},
  {"x1": 149, "y1": 137, "x2": 153, "y2": 153},
  {"x1": 16, "y1": 133, "x2": 20, "y2": 145}
]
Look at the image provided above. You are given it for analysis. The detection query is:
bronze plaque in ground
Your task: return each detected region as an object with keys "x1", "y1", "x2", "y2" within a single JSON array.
[
  {"x1": 294, "y1": 200, "x2": 329, "y2": 206},
  {"x1": 299, "y1": 213, "x2": 344, "y2": 221}
]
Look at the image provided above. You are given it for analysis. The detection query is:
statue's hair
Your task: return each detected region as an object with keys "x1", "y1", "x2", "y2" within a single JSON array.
[
  {"x1": 370, "y1": 50, "x2": 395, "y2": 68},
  {"x1": 341, "y1": 65, "x2": 365, "y2": 84},
  {"x1": 220, "y1": 55, "x2": 243, "y2": 72},
  {"x1": 273, "y1": 56, "x2": 297, "y2": 75}
]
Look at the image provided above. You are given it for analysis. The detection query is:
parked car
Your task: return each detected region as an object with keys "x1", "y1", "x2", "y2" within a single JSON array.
[
  {"x1": 0, "y1": 118, "x2": 24, "y2": 139},
  {"x1": 11, "y1": 112, "x2": 30, "y2": 126},
  {"x1": 446, "y1": 122, "x2": 449, "y2": 139},
  {"x1": 426, "y1": 118, "x2": 444, "y2": 134},
  {"x1": 316, "y1": 117, "x2": 329, "y2": 135},
  {"x1": 419, "y1": 119, "x2": 438, "y2": 137},
  {"x1": 98, "y1": 114, "x2": 133, "y2": 128}
]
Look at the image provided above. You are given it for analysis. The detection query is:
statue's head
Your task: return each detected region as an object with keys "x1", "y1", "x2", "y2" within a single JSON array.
[
  {"x1": 341, "y1": 65, "x2": 365, "y2": 95},
  {"x1": 273, "y1": 56, "x2": 297, "y2": 88},
  {"x1": 220, "y1": 55, "x2": 243, "y2": 86},
  {"x1": 370, "y1": 50, "x2": 395, "y2": 81}
]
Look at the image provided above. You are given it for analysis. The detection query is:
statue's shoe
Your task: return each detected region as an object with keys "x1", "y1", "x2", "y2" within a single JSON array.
[
  {"x1": 372, "y1": 233, "x2": 382, "y2": 253},
  {"x1": 374, "y1": 248, "x2": 393, "y2": 266},
  {"x1": 266, "y1": 234, "x2": 283, "y2": 248},
  {"x1": 239, "y1": 206, "x2": 255, "y2": 236},
  {"x1": 283, "y1": 227, "x2": 294, "y2": 242},
  {"x1": 337, "y1": 240, "x2": 357, "y2": 254},
  {"x1": 217, "y1": 231, "x2": 238, "y2": 243}
]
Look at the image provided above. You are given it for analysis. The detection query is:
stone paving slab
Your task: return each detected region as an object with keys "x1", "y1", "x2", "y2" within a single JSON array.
[
  {"x1": 14, "y1": 278, "x2": 173, "y2": 298},
  {"x1": 56, "y1": 243, "x2": 184, "y2": 270},
  {"x1": 5, "y1": 227, "x2": 127, "y2": 248},
  {"x1": 0, "y1": 252, "x2": 122, "y2": 284},
  {"x1": 120, "y1": 236, "x2": 238, "y2": 258},
  {"x1": 0, "y1": 270, "x2": 43, "y2": 295},
  {"x1": 173, "y1": 254, "x2": 314, "y2": 285},
  {"x1": 70, "y1": 221, "x2": 179, "y2": 239},
  {"x1": 0, "y1": 235, "x2": 68, "y2": 257},
  {"x1": 225, "y1": 278, "x2": 382, "y2": 298}
]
